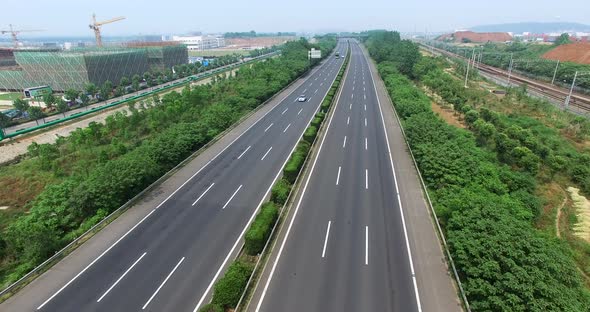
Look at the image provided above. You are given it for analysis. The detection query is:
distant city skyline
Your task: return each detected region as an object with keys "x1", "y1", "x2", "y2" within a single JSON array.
[{"x1": 1, "y1": 0, "x2": 589, "y2": 37}]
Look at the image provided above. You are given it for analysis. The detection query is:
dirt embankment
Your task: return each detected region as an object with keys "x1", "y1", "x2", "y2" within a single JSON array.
[{"x1": 542, "y1": 43, "x2": 590, "y2": 65}]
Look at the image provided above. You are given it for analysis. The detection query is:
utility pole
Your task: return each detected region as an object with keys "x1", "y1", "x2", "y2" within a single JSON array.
[
  {"x1": 551, "y1": 60, "x2": 560, "y2": 85},
  {"x1": 507, "y1": 53, "x2": 514, "y2": 87},
  {"x1": 564, "y1": 71, "x2": 578, "y2": 110},
  {"x1": 464, "y1": 48, "x2": 475, "y2": 88}
]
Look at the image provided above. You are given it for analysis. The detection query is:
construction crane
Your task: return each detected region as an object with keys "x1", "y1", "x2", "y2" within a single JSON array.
[
  {"x1": 0, "y1": 24, "x2": 43, "y2": 48},
  {"x1": 89, "y1": 13, "x2": 125, "y2": 47}
]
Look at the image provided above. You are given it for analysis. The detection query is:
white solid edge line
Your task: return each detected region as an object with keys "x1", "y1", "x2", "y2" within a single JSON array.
[
  {"x1": 364, "y1": 44, "x2": 423, "y2": 311},
  {"x1": 283, "y1": 124, "x2": 291, "y2": 133},
  {"x1": 223, "y1": 184, "x2": 243, "y2": 209},
  {"x1": 365, "y1": 226, "x2": 369, "y2": 265},
  {"x1": 192, "y1": 45, "x2": 345, "y2": 312},
  {"x1": 336, "y1": 166, "x2": 341, "y2": 186},
  {"x1": 322, "y1": 221, "x2": 332, "y2": 258},
  {"x1": 237, "y1": 145, "x2": 251, "y2": 160},
  {"x1": 282, "y1": 108, "x2": 288, "y2": 115},
  {"x1": 261, "y1": 146, "x2": 273, "y2": 161},
  {"x1": 142, "y1": 257, "x2": 185, "y2": 310},
  {"x1": 192, "y1": 183, "x2": 216, "y2": 206},
  {"x1": 342, "y1": 136, "x2": 347, "y2": 148},
  {"x1": 38, "y1": 54, "x2": 332, "y2": 310},
  {"x1": 264, "y1": 123, "x2": 274, "y2": 132},
  {"x1": 254, "y1": 44, "x2": 348, "y2": 312},
  {"x1": 365, "y1": 169, "x2": 368, "y2": 190},
  {"x1": 97, "y1": 252, "x2": 147, "y2": 302},
  {"x1": 36, "y1": 208, "x2": 157, "y2": 310}
]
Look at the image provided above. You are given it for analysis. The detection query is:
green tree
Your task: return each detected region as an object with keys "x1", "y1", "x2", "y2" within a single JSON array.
[
  {"x1": 554, "y1": 33, "x2": 571, "y2": 46},
  {"x1": 120, "y1": 76, "x2": 130, "y2": 87},
  {"x1": 79, "y1": 92, "x2": 90, "y2": 110},
  {"x1": 27, "y1": 106, "x2": 45, "y2": 125},
  {"x1": 132, "y1": 74, "x2": 141, "y2": 91},
  {"x1": 56, "y1": 98, "x2": 69, "y2": 117},
  {"x1": 42, "y1": 92, "x2": 56, "y2": 110},
  {"x1": 13, "y1": 98, "x2": 29, "y2": 113},
  {"x1": 84, "y1": 83, "x2": 98, "y2": 98},
  {"x1": 0, "y1": 112, "x2": 10, "y2": 136},
  {"x1": 64, "y1": 89, "x2": 79, "y2": 103},
  {"x1": 100, "y1": 80, "x2": 113, "y2": 101}
]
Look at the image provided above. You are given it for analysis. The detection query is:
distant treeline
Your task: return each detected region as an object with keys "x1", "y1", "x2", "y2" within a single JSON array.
[{"x1": 224, "y1": 31, "x2": 296, "y2": 38}]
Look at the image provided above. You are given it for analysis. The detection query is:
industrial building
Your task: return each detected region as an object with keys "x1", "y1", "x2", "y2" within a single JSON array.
[
  {"x1": 0, "y1": 44, "x2": 187, "y2": 92},
  {"x1": 169, "y1": 35, "x2": 225, "y2": 50}
]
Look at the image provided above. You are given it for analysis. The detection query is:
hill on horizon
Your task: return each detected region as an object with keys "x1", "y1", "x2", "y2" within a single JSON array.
[{"x1": 469, "y1": 22, "x2": 590, "y2": 34}]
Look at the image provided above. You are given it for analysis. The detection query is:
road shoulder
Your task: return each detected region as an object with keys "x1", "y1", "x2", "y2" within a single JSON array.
[{"x1": 362, "y1": 44, "x2": 462, "y2": 312}]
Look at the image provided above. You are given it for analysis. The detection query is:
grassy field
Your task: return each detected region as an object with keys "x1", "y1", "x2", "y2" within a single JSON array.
[
  {"x1": 0, "y1": 92, "x2": 21, "y2": 102},
  {"x1": 188, "y1": 49, "x2": 250, "y2": 57}
]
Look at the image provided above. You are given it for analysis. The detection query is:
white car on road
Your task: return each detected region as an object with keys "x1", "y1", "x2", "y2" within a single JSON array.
[{"x1": 297, "y1": 95, "x2": 307, "y2": 102}]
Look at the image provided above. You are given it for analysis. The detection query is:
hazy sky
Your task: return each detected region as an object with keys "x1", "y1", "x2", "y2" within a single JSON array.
[{"x1": 2, "y1": 0, "x2": 589, "y2": 37}]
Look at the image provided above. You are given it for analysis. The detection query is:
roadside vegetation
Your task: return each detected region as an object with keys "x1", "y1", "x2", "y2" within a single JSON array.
[
  {"x1": 0, "y1": 37, "x2": 337, "y2": 290},
  {"x1": 365, "y1": 30, "x2": 590, "y2": 311}
]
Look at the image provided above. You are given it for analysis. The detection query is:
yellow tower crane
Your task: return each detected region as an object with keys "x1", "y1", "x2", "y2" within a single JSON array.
[
  {"x1": 0, "y1": 24, "x2": 43, "y2": 48},
  {"x1": 89, "y1": 13, "x2": 125, "y2": 47}
]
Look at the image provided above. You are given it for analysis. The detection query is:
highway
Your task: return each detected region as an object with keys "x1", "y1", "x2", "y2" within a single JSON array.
[
  {"x1": 4, "y1": 42, "x2": 346, "y2": 312},
  {"x1": 250, "y1": 40, "x2": 421, "y2": 311}
]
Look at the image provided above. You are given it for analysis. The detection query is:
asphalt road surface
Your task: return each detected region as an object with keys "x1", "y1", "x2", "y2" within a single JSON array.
[
  {"x1": 8, "y1": 42, "x2": 347, "y2": 312},
  {"x1": 251, "y1": 40, "x2": 421, "y2": 312}
]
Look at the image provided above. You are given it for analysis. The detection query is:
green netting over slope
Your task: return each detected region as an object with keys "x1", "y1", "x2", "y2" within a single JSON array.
[
  {"x1": 0, "y1": 70, "x2": 30, "y2": 91},
  {"x1": 0, "y1": 45, "x2": 187, "y2": 92}
]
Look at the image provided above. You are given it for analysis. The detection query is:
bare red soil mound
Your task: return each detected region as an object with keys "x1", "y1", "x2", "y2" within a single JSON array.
[
  {"x1": 438, "y1": 31, "x2": 512, "y2": 43},
  {"x1": 543, "y1": 43, "x2": 590, "y2": 65}
]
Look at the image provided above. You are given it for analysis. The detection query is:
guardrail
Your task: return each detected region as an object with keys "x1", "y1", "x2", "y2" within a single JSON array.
[{"x1": 0, "y1": 51, "x2": 280, "y2": 142}]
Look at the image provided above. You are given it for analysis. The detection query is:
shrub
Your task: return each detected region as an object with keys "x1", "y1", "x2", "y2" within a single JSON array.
[
  {"x1": 198, "y1": 303, "x2": 223, "y2": 312},
  {"x1": 211, "y1": 260, "x2": 253, "y2": 309},
  {"x1": 303, "y1": 126, "x2": 317, "y2": 143},
  {"x1": 271, "y1": 178, "x2": 291, "y2": 205},
  {"x1": 283, "y1": 141, "x2": 310, "y2": 183},
  {"x1": 244, "y1": 202, "x2": 279, "y2": 255}
]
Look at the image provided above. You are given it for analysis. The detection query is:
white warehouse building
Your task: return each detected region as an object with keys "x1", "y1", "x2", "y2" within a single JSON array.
[{"x1": 169, "y1": 35, "x2": 225, "y2": 51}]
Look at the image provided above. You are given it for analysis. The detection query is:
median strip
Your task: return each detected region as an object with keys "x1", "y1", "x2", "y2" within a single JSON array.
[{"x1": 196, "y1": 44, "x2": 351, "y2": 312}]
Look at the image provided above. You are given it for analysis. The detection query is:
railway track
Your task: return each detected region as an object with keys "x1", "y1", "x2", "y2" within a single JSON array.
[{"x1": 419, "y1": 42, "x2": 590, "y2": 113}]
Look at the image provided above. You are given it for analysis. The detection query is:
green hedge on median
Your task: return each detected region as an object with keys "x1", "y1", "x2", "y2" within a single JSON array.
[
  {"x1": 244, "y1": 202, "x2": 279, "y2": 255},
  {"x1": 211, "y1": 260, "x2": 254, "y2": 309},
  {"x1": 198, "y1": 303, "x2": 223, "y2": 312},
  {"x1": 303, "y1": 126, "x2": 318, "y2": 144},
  {"x1": 270, "y1": 178, "x2": 292, "y2": 206},
  {"x1": 283, "y1": 141, "x2": 311, "y2": 183}
]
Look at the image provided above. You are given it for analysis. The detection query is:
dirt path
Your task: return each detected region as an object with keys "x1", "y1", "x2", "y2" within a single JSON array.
[{"x1": 555, "y1": 186, "x2": 568, "y2": 238}]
